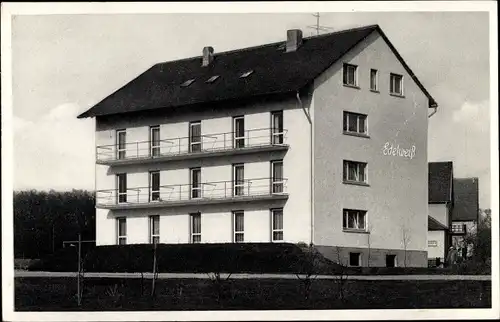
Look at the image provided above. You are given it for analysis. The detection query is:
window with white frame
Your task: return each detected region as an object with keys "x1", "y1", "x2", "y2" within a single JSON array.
[
  {"x1": 349, "y1": 252, "x2": 361, "y2": 267},
  {"x1": 343, "y1": 63, "x2": 358, "y2": 86},
  {"x1": 271, "y1": 160, "x2": 284, "y2": 193},
  {"x1": 271, "y1": 111, "x2": 284, "y2": 144},
  {"x1": 189, "y1": 121, "x2": 202, "y2": 152},
  {"x1": 343, "y1": 111, "x2": 367, "y2": 135},
  {"x1": 116, "y1": 173, "x2": 127, "y2": 203},
  {"x1": 190, "y1": 213, "x2": 201, "y2": 243},
  {"x1": 149, "y1": 215, "x2": 160, "y2": 244},
  {"x1": 343, "y1": 160, "x2": 367, "y2": 183},
  {"x1": 343, "y1": 209, "x2": 367, "y2": 231},
  {"x1": 233, "y1": 211, "x2": 244, "y2": 242},
  {"x1": 190, "y1": 168, "x2": 201, "y2": 199},
  {"x1": 271, "y1": 208, "x2": 284, "y2": 241},
  {"x1": 117, "y1": 217, "x2": 127, "y2": 245},
  {"x1": 116, "y1": 129, "x2": 126, "y2": 159},
  {"x1": 150, "y1": 126, "x2": 160, "y2": 157},
  {"x1": 149, "y1": 171, "x2": 160, "y2": 202},
  {"x1": 370, "y1": 69, "x2": 378, "y2": 91},
  {"x1": 390, "y1": 73, "x2": 403, "y2": 95},
  {"x1": 233, "y1": 116, "x2": 245, "y2": 148},
  {"x1": 233, "y1": 164, "x2": 245, "y2": 196}
]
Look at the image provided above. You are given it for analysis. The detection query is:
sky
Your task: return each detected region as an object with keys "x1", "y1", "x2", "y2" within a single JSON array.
[{"x1": 9, "y1": 10, "x2": 493, "y2": 208}]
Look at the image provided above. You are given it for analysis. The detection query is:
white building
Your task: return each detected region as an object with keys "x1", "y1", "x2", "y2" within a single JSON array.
[{"x1": 79, "y1": 25, "x2": 438, "y2": 267}]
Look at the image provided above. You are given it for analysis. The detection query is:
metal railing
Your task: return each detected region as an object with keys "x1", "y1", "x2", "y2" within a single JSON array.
[
  {"x1": 96, "y1": 177, "x2": 288, "y2": 207},
  {"x1": 96, "y1": 127, "x2": 288, "y2": 162}
]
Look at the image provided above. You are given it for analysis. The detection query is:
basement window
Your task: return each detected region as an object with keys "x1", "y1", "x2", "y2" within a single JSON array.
[
  {"x1": 205, "y1": 75, "x2": 220, "y2": 83},
  {"x1": 180, "y1": 79, "x2": 195, "y2": 87},
  {"x1": 240, "y1": 70, "x2": 254, "y2": 78}
]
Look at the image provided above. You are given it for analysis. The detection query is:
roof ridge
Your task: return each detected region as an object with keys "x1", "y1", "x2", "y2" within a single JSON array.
[{"x1": 154, "y1": 24, "x2": 380, "y2": 68}]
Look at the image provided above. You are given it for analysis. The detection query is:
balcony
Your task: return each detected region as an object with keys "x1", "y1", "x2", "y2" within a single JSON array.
[
  {"x1": 96, "y1": 128, "x2": 289, "y2": 166},
  {"x1": 96, "y1": 177, "x2": 289, "y2": 210}
]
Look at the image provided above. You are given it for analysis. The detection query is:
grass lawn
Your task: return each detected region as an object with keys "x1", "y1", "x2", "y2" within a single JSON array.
[{"x1": 15, "y1": 277, "x2": 491, "y2": 311}]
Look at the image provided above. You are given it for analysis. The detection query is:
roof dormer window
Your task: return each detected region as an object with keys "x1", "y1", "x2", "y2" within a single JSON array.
[
  {"x1": 240, "y1": 70, "x2": 254, "y2": 78},
  {"x1": 180, "y1": 79, "x2": 195, "y2": 87},
  {"x1": 206, "y1": 75, "x2": 220, "y2": 83}
]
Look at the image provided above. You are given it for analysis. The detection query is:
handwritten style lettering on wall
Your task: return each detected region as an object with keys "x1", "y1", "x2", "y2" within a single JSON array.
[{"x1": 382, "y1": 142, "x2": 416, "y2": 159}]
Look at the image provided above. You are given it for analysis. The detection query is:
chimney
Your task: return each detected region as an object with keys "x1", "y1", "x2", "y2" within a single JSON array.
[
  {"x1": 286, "y1": 29, "x2": 303, "y2": 52},
  {"x1": 202, "y1": 46, "x2": 214, "y2": 67}
]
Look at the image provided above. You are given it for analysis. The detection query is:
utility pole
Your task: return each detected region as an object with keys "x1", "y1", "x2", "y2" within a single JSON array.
[{"x1": 307, "y1": 12, "x2": 335, "y2": 36}]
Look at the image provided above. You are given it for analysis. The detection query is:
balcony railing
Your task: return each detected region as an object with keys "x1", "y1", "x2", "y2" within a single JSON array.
[
  {"x1": 96, "y1": 127, "x2": 288, "y2": 164},
  {"x1": 96, "y1": 177, "x2": 288, "y2": 209}
]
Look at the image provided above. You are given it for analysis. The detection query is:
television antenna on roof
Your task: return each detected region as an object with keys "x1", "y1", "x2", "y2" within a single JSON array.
[{"x1": 307, "y1": 12, "x2": 335, "y2": 36}]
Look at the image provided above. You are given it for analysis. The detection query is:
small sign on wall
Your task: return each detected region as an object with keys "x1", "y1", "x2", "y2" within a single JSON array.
[
  {"x1": 382, "y1": 142, "x2": 416, "y2": 159},
  {"x1": 428, "y1": 240, "x2": 438, "y2": 247}
]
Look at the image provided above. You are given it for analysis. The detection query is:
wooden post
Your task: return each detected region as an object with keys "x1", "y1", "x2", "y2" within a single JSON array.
[
  {"x1": 151, "y1": 241, "x2": 157, "y2": 298},
  {"x1": 77, "y1": 233, "x2": 82, "y2": 306}
]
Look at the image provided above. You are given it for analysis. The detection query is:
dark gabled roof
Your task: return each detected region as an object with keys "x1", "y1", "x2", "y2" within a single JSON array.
[
  {"x1": 428, "y1": 216, "x2": 448, "y2": 231},
  {"x1": 428, "y1": 162, "x2": 454, "y2": 203},
  {"x1": 78, "y1": 24, "x2": 437, "y2": 119},
  {"x1": 452, "y1": 178, "x2": 479, "y2": 222}
]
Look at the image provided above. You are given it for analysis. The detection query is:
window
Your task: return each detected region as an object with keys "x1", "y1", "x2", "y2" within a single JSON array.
[
  {"x1": 370, "y1": 69, "x2": 378, "y2": 91},
  {"x1": 190, "y1": 168, "x2": 201, "y2": 199},
  {"x1": 240, "y1": 70, "x2": 254, "y2": 78},
  {"x1": 271, "y1": 160, "x2": 284, "y2": 193},
  {"x1": 343, "y1": 63, "x2": 358, "y2": 86},
  {"x1": 233, "y1": 116, "x2": 245, "y2": 148},
  {"x1": 343, "y1": 160, "x2": 367, "y2": 183},
  {"x1": 180, "y1": 79, "x2": 195, "y2": 87},
  {"x1": 206, "y1": 75, "x2": 220, "y2": 83},
  {"x1": 116, "y1": 173, "x2": 127, "y2": 203},
  {"x1": 390, "y1": 73, "x2": 403, "y2": 95},
  {"x1": 271, "y1": 111, "x2": 284, "y2": 144},
  {"x1": 451, "y1": 223, "x2": 466, "y2": 233},
  {"x1": 149, "y1": 215, "x2": 160, "y2": 244},
  {"x1": 233, "y1": 164, "x2": 245, "y2": 196},
  {"x1": 271, "y1": 208, "x2": 284, "y2": 241},
  {"x1": 233, "y1": 211, "x2": 244, "y2": 242},
  {"x1": 349, "y1": 252, "x2": 361, "y2": 267},
  {"x1": 150, "y1": 171, "x2": 160, "y2": 202},
  {"x1": 428, "y1": 240, "x2": 438, "y2": 247},
  {"x1": 343, "y1": 112, "x2": 367, "y2": 135},
  {"x1": 116, "y1": 129, "x2": 126, "y2": 159},
  {"x1": 189, "y1": 121, "x2": 202, "y2": 152},
  {"x1": 150, "y1": 126, "x2": 160, "y2": 157},
  {"x1": 190, "y1": 213, "x2": 201, "y2": 243},
  {"x1": 386, "y1": 254, "x2": 396, "y2": 268},
  {"x1": 343, "y1": 209, "x2": 367, "y2": 231},
  {"x1": 117, "y1": 217, "x2": 127, "y2": 245}
]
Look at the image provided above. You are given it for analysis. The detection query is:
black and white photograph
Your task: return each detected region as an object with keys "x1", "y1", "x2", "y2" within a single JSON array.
[{"x1": 2, "y1": 1, "x2": 498, "y2": 321}]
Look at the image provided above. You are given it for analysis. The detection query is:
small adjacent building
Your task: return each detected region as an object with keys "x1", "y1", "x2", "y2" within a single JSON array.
[
  {"x1": 427, "y1": 161, "x2": 480, "y2": 264},
  {"x1": 79, "y1": 24, "x2": 438, "y2": 267}
]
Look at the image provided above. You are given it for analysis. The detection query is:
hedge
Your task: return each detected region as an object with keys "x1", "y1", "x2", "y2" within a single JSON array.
[{"x1": 28, "y1": 243, "x2": 341, "y2": 274}]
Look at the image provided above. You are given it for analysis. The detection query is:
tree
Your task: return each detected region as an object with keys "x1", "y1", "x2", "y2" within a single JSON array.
[
  {"x1": 464, "y1": 208, "x2": 491, "y2": 265},
  {"x1": 400, "y1": 225, "x2": 411, "y2": 268},
  {"x1": 294, "y1": 242, "x2": 322, "y2": 302}
]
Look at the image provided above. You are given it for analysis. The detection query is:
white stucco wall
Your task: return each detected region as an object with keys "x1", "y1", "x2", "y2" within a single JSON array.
[
  {"x1": 94, "y1": 97, "x2": 311, "y2": 245},
  {"x1": 427, "y1": 230, "x2": 446, "y2": 259},
  {"x1": 429, "y1": 203, "x2": 449, "y2": 227},
  {"x1": 313, "y1": 30, "x2": 429, "y2": 255}
]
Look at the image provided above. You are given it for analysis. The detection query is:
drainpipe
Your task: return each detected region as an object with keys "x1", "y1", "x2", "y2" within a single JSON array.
[{"x1": 296, "y1": 91, "x2": 314, "y2": 245}]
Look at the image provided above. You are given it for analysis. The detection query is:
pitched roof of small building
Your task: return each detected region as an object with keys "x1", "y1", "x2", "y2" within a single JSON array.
[
  {"x1": 428, "y1": 216, "x2": 448, "y2": 231},
  {"x1": 78, "y1": 24, "x2": 437, "y2": 119},
  {"x1": 428, "y1": 162, "x2": 454, "y2": 203},
  {"x1": 452, "y1": 178, "x2": 479, "y2": 222}
]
